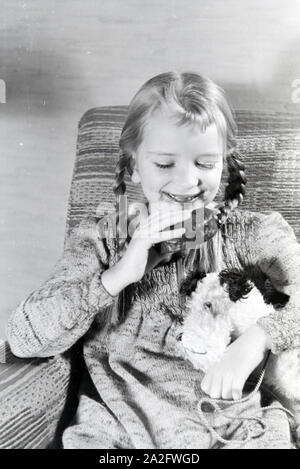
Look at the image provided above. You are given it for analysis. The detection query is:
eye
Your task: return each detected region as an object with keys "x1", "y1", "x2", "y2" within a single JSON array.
[
  {"x1": 195, "y1": 162, "x2": 216, "y2": 169},
  {"x1": 154, "y1": 162, "x2": 217, "y2": 170},
  {"x1": 204, "y1": 301, "x2": 212, "y2": 309},
  {"x1": 155, "y1": 163, "x2": 174, "y2": 169}
]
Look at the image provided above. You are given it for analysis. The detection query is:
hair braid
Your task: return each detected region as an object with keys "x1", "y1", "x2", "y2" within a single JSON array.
[
  {"x1": 112, "y1": 151, "x2": 130, "y2": 200},
  {"x1": 104, "y1": 151, "x2": 133, "y2": 330},
  {"x1": 112, "y1": 151, "x2": 132, "y2": 259},
  {"x1": 217, "y1": 148, "x2": 247, "y2": 226}
]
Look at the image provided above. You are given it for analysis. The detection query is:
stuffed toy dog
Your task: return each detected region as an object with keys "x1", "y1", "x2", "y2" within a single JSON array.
[{"x1": 176, "y1": 266, "x2": 300, "y2": 425}]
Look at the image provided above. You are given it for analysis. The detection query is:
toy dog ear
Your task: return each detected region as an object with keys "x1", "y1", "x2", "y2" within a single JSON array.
[
  {"x1": 179, "y1": 269, "x2": 207, "y2": 297},
  {"x1": 218, "y1": 268, "x2": 254, "y2": 302}
]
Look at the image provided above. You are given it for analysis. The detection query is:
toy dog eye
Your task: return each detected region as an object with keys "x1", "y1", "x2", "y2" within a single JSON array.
[{"x1": 204, "y1": 302, "x2": 212, "y2": 309}]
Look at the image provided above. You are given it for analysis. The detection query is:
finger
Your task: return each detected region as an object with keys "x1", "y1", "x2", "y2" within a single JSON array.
[
  {"x1": 127, "y1": 203, "x2": 151, "y2": 225},
  {"x1": 209, "y1": 375, "x2": 223, "y2": 399},
  {"x1": 221, "y1": 374, "x2": 234, "y2": 400},
  {"x1": 128, "y1": 203, "x2": 185, "y2": 226},
  {"x1": 128, "y1": 202, "x2": 146, "y2": 217},
  {"x1": 148, "y1": 202, "x2": 191, "y2": 216},
  {"x1": 148, "y1": 201, "x2": 194, "y2": 215},
  {"x1": 149, "y1": 199, "x2": 204, "y2": 214},
  {"x1": 231, "y1": 378, "x2": 245, "y2": 401},
  {"x1": 145, "y1": 209, "x2": 193, "y2": 231},
  {"x1": 137, "y1": 211, "x2": 191, "y2": 238},
  {"x1": 151, "y1": 227, "x2": 186, "y2": 244},
  {"x1": 200, "y1": 373, "x2": 211, "y2": 395},
  {"x1": 132, "y1": 227, "x2": 186, "y2": 249}
]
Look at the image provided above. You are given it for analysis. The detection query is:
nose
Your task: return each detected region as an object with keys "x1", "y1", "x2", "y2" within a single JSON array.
[{"x1": 173, "y1": 162, "x2": 200, "y2": 193}]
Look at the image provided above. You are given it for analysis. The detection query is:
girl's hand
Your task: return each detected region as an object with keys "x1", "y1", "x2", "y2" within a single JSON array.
[
  {"x1": 200, "y1": 325, "x2": 272, "y2": 401},
  {"x1": 119, "y1": 202, "x2": 193, "y2": 284}
]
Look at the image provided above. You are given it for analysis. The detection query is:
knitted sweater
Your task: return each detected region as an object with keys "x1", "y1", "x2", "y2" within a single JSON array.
[{"x1": 6, "y1": 208, "x2": 300, "y2": 448}]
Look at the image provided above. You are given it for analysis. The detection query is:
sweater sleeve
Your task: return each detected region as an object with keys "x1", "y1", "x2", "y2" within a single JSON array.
[
  {"x1": 6, "y1": 215, "x2": 118, "y2": 358},
  {"x1": 250, "y1": 211, "x2": 300, "y2": 354}
]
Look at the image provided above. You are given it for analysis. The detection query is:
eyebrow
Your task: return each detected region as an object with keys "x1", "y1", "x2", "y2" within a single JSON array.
[{"x1": 146, "y1": 151, "x2": 222, "y2": 158}]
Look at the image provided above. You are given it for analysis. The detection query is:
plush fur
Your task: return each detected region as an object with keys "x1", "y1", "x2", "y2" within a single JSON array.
[{"x1": 177, "y1": 266, "x2": 300, "y2": 423}]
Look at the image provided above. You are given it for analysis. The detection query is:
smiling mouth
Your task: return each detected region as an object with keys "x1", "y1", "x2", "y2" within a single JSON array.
[{"x1": 162, "y1": 190, "x2": 205, "y2": 203}]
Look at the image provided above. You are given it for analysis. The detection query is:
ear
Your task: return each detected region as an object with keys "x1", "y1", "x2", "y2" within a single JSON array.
[
  {"x1": 219, "y1": 268, "x2": 254, "y2": 302},
  {"x1": 195, "y1": 270, "x2": 207, "y2": 281},
  {"x1": 179, "y1": 270, "x2": 207, "y2": 297},
  {"x1": 131, "y1": 170, "x2": 141, "y2": 184}
]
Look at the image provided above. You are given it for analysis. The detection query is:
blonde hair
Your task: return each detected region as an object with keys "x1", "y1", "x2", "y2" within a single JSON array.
[{"x1": 115, "y1": 71, "x2": 237, "y2": 176}]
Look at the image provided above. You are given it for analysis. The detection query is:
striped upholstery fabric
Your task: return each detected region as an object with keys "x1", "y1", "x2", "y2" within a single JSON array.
[
  {"x1": 0, "y1": 341, "x2": 83, "y2": 449},
  {"x1": 0, "y1": 106, "x2": 299, "y2": 449},
  {"x1": 0, "y1": 337, "x2": 85, "y2": 449}
]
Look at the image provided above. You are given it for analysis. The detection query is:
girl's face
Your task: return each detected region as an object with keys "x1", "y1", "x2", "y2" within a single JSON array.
[{"x1": 132, "y1": 109, "x2": 224, "y2": 210}]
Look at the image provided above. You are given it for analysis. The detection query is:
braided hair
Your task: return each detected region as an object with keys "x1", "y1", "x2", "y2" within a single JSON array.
[
  {"x1": 112, "y1": 151, "x2": 132, "y2": 261},
  {"x1": 217, "y1": 147, "x2": 247, "y2": 227},
  {"x1": 109, "y1": 71, "x2": 247, "y2": 326}
]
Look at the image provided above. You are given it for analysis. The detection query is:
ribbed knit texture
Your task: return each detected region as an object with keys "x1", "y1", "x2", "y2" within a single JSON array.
[{"x1": 5, "y1": 207, "x2": 300, "y2": 449}]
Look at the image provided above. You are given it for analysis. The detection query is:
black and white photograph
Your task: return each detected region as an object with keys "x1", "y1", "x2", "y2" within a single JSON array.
[{"x1": 0, "y1": 0, "x2": 300, "y2": 451}]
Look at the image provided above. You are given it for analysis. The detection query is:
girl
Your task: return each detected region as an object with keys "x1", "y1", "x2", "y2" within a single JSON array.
[{"x1": 6, "y1": 72, "x2": 300, "y2": 449}]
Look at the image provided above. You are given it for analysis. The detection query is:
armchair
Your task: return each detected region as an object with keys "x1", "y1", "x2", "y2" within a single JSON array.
[{"x1": 1, "y1": 106, "x2": 299, "y2": 449}]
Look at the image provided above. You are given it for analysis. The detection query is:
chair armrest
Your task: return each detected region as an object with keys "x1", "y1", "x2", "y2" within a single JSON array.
[{"x1": 0, "y1": 340, "x2": 83, "y2": 449}]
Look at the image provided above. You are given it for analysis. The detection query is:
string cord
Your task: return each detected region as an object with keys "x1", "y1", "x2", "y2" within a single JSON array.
[{"x1": 196, "y1": 350, "x2": 295, "y2": 445}]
